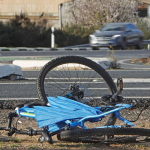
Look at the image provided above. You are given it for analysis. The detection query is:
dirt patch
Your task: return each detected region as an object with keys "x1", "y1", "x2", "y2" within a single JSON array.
[
  {"x1": 131, "y1": 57, "x2": 150, "y2": 65},
  {"x1": 0, "y1": 133, "x2": 149, "y2": 150},
  {"x1": 1, "y1": 108, "x2": 150, "y2": 150}
]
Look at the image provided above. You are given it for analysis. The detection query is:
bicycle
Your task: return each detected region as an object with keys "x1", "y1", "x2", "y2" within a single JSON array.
[{"x1": 0, "y1": 56, "x2": 150, "y2": 144}]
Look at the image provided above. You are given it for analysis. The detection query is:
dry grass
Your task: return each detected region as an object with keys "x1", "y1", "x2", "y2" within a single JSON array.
[
  {"x1": 132, "y1": 57, "x2": 150, "y2": 65},
  {"x1": 1, "y1": 108, "x2": 150, "y2": 150},
  {"x1": 0, "y1": 98, "x2": 149, "y2": 150},
  {"x1": 1, "y1": 133, "x2": 150, "y2": 150}
]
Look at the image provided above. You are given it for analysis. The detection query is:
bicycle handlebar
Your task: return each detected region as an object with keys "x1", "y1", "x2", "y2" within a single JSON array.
[{"x1": 15, "y1": 128, "x2": 43, "y2": 136}]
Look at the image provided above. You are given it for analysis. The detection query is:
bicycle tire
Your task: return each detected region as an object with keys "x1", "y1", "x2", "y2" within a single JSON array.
[
  {"x1": 37, "y1": 56, "x2": 117, "y2": 125},
  {"x1": 57, "y1": 128, "x2": 150, "y2": 142}
]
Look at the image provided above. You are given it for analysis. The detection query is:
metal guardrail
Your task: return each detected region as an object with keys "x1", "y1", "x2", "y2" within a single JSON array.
[
  {"x1": 64, "y1": 40, "x2": 150, "y2": 49},
  {"x1": 143, "y1": 40, "x2": 150, "y2": 44},
  {"x1": 63, "y1": 41, "x2": 150, "y2": 50},
  {"x1": 63, "y1": 44, "x2": 90, "y2": 48},
  {"x1": 64, "y1": 41, "x2": 150, "y2": 48}
]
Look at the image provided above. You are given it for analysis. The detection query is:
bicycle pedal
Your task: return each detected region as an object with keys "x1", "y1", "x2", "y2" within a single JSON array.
[
  {"x1": 38, "y1": 135, "x2": 53, "y2": 144},
  {"x1": 42, "y1": 128, "x2": 53, "y2": 144},
  {"x1": 38, "y1": 136, "x2": 45, "y2": 143}
]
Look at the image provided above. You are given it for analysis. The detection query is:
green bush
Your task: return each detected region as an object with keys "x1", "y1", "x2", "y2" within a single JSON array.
[
  {"x1": 0, "y1": 14, "x2": 95, "y2": 47},
  {"x1": 136, "y1": 18, "x2": 150, "y2": 40},
  {"x1": 55, "y1": 23, "x2": 96, "y2": 47},
  {"x1": 1, "y1": 14, "x2": 150, "y2": 48}
]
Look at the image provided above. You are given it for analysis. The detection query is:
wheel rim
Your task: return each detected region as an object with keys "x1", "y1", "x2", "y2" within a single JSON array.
[
  {"x1": 73, "y1": 84, "x2": 91, "y2": 103},
  {"x1": 42, "y1": 62, "x2": 114, "y2": 106}
]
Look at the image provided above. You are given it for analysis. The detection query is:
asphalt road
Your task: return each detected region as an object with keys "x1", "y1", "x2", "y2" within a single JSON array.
[
  {"x1": 0, "y1": 49, "x2": 150, "y2": 60},
  {"x1": 0, "y1": 50, "x2": 150, "y2": 107},
  {"x1": 0, "y1": 49, "x2": 150, "y2": 147},
  {"x1": 0, "y1": 69, "x2": 150, "y2": 103}
]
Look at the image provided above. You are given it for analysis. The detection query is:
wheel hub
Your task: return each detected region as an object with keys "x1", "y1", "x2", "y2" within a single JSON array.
[{"x1": 70, "y1": 84, "x2": 91, "y2": 103}]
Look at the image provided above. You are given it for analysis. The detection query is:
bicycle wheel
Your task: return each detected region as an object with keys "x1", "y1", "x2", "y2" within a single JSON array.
[
  {"x1": 57, "y1": 128, "x2": 150, "y2": 142},
  {"x1": 37, "y1": 56, "x2": 117, "y2": 126}
]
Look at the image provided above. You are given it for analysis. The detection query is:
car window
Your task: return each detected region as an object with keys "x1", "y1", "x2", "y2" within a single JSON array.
[
  {"x1": 130, "y1": 24, "x2": 137, "y2": 29},
  {"x1": 100, "y1": 24, "x2": 125, "y2": 31},
  {"x1": 126, "y1": 24, "x2": 137, "y2": 30},
  {"x1": 126, "y1": 24, "x2": 132, "y2": 30}
]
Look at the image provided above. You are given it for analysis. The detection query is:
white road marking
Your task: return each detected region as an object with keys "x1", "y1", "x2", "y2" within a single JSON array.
[
  {"x1": 113, "y1": 78, "x2": 150, "y2": 83},
  {"x1": 0, "y1": 98, "x2": 38, "y2": 100},
  {"x1": 1, "y1": 78, "x2": 150, "y2": 84},
  {"x1": 0, "y1": 78, "x2": 150, "y2": 85}
]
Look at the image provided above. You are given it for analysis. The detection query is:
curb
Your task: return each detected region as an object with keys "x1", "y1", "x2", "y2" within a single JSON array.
[
  {"x1": 0, "y1": 47, "x2": 149, "y2": 51},
  {"x1": 0, "y1": 48, "x2": 91, "y2": 51},
  {"x1": 118, "y1": 59, "x2": 150, "y2": 70},
  {"x1": 12, "y1": 57, "x2": 111, "y2": 70},
  {"x1": 0, "y1": 57, "x2": 112, "y2": 80},
  {"x1": 0, "y1": 40, "x2": 149, "y2": 51}
]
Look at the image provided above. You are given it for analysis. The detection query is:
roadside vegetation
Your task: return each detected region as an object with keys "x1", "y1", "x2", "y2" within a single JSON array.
[
  {"x1": 132, "y1": 57, "x2": 150, "y2": 65},
  {"x1": 0, "y1": 0, "x2": 150, "y2": 48},
  {"x1": 107, "y1": 50, "x2": 121, "y2": 69},
  {"x1": 0, "y1": 15, "x2": 90, "y2": 48}
]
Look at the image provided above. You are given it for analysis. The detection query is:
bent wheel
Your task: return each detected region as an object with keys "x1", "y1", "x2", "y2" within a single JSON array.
[{"x1": 37, "y1": 56, "x2": 117, "y2": 126}]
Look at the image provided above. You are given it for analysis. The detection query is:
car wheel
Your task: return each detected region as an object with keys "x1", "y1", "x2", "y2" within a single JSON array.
[
  {"x1": 136, "y1": 39, "x2": 143, "y2": 49},
  {"x1": 92, "y1": 47, "x2": 99, "y2": 50},
  {"x1": 112, "y1": 46, "x2": 119, "y2": 50},
  {"x1": 120, "y1": 39, "x2": 126, "y2": 50}
]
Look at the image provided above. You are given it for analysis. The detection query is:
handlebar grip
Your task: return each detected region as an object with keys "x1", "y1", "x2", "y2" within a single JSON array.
[
  {"x1": 15, "y1": 130, "x2": 28, "y2": 135},
  {"x1": 0, "y1": 127, "x2": 6, "y2": 130},
  {"x1": 33, "y1": 130, "x2": 43, "y2": 135},
  {"x1": 15, "y1": 129, "x2": 43, "y2": 135}
]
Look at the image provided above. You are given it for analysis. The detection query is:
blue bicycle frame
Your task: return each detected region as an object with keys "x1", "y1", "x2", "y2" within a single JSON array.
[{"x1": 15, "y1": 101, "x2": 134, "y2": 133}]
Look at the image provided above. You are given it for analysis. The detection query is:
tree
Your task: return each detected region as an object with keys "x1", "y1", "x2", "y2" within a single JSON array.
[{"x1": 68, "y1": 0, "x2": 140, "y2": 28}]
